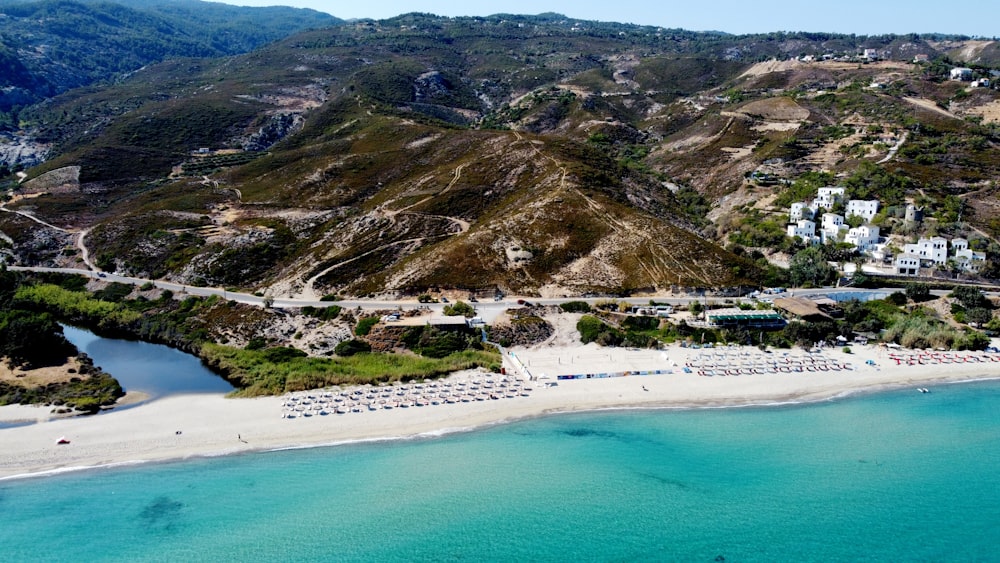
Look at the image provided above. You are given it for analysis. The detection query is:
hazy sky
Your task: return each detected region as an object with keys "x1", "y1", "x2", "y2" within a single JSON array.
[{"x1": 220, "y1": 0, "x2": 997, "y2": 36}]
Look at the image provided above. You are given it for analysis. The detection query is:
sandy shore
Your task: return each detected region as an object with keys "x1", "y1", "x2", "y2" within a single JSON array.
[{"x1": 2, "y1": 342, "x2": 999, "y2": 480}]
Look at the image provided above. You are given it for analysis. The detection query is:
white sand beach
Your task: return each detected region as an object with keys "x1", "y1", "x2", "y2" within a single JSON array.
[{"x1": 2, "y1": 341, "x2": 998, "y2": 479}]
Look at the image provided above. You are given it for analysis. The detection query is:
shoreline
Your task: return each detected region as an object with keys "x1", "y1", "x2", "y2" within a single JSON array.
[{"x1": 3, "y1": 341, "x2": 1000, "y2": 480}]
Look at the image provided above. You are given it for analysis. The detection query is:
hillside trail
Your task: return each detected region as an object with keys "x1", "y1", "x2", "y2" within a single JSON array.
[
  {"x1": 300, "y1": 233, "x2": 454, "y2": 300},
  {"x1": 299, "y1": 162, "x2": 471, "y2": 300},
  {"x1": 1, "y1": 194, "x2": 99, "y2": 271},
  {"x1": 510, "y1": 130, "x2": 704, "y2": 283},
  {"x1": 385, "y1": 163, "x2": 468, "y2": 230},
  {"x1": 0, "y1": 201, "x2": 70, "y2": 234},
  {"x1": 876, "y1": 131, "x2": 909, "y2": 164},
  {"x1": 76, "y1": 228, "x2": 99, "y2": 271},
  {"x1": 903, "y1": 97, "x2": 959, "y2": 119}
]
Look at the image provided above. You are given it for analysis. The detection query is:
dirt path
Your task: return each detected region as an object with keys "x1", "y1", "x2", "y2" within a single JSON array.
[
  {"x1": 300, "y1": 233, "x2": 453, "y2": 300},
  {"x1": 903, "y1": 97, "x2": 958, "y2": 119},
  {"x1": 877, "y1": 131, "x2": 909, "y2": 164},
  {"x1": 388, "y1": 163, "x2": 467, "y2": 217},
  {"x1": 76, "y1": 228, "x2": 97, "y2": 271},
  {"x1": 0, "y1": 203, "x2": 70, "y2": 233}
]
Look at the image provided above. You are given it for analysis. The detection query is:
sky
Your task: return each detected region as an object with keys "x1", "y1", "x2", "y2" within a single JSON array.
[{"x1": 219, "y1": 0, "x2": 998, "y2": 36}]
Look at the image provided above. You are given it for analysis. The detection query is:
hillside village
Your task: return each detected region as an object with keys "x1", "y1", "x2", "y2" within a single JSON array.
[{"x1": 785, "y1": 185, "x2": 986, "y2": 278}]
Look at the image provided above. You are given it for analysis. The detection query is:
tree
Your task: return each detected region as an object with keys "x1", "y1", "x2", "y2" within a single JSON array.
[
  {"x1": 905, "y1": 283, "x2": 931, "y2": 302},
  {"x1": 966, "y1": 307, "x2": 993, "y2": 327},
  {"x1": 788, "y1": 247, "x2": 837, "y2": 287},
  {"x1": 951, "y1": 286, "x2": 988, "y2": 310},
  {"x1": 443, "y1": 300, "x2": 476, "y2": 317},
  {"x1": 0, "y1": 311, "x2": 75, "y2": 369}
]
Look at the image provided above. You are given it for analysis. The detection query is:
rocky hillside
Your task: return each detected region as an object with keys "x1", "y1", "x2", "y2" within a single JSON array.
[{"x1": 2, "y1": 13, "x2": 999, "y2": 296}]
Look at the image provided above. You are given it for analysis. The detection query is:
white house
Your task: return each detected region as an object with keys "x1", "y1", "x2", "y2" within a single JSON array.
[
  {"x1": 787, "y1": 219, "x2": 817, "y2": 243},
  {"x1": 863, "y1": 48, "x2": 878, "y2": 61},
  {"x1": 972, "y1": 78, "x2": 991, "y2": 88},
  {"x1": 820, "y1": 213, "x2": 847, "y2": 243},
  {"x1": 845, "y1": 225, "x2": 880, "y2": 251},
  {"x1": 950, "y1": 67, "x2": 973, "y2": 81},
  {"x1": 846, "y1": 199, "x2": 879, "y2": 222},
  {"x1": 790, "y1": 202, "x2": 813, "y2": 221},
  {"x1": 815, "y1": 187, "x2": 846, "y2": 210},
  {"x1": 955, "y1": 249, "x2": 986, "y2": 272},
  {"x1": 951, "y1": 238, "x2": 969, "y2": 254},
  {"x1": 895, "y1": 254, "x2": 920, "y2": 276},
  {"x1": 903, "y1": 237, "x2": 948, "y2": 265}
]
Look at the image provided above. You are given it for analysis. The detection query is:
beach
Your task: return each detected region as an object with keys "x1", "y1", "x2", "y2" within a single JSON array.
[{"x1": 2, "y1": 339, "x2": 999, "y2": 480}]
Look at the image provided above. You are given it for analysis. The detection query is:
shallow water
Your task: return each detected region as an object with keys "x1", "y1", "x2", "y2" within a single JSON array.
[
  {"x1": 62, "y1": 325, "x2": 233, "y2": 397},
  {"x1": 2, "y1": 380, "x2": 998, "y2": 562}
]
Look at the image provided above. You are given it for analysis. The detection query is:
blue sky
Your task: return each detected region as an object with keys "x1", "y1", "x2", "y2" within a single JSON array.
[{"x1": 222, "y1": 1, "x2": 997, "y2": 36}]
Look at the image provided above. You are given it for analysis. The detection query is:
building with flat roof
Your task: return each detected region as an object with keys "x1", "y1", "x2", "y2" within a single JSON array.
[{"x1": 705, "y1": 308, "x2": 786, "y2": 329}]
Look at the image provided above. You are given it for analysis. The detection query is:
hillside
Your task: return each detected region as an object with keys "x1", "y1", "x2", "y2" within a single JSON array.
[
  {"x1": 0, "y1": 0, "x2": 339, "y2": 135},
  {"x1": 2, "y1": 13, "x2": 1000, "y2": 297}
]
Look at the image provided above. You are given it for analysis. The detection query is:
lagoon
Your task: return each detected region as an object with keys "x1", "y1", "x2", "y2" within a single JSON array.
[{"x1": 61, "y1": 325, "x2": 233, "y2": 398}]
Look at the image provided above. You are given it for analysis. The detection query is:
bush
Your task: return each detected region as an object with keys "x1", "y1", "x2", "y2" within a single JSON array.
[
  {"x1": 302, "y1": 305, "x2": 341, "y2": 321},
  {"x1": 92, "y1": 282, "x2": 134, "y2": 303},
  {"x1": 261, "y1": 347, "x2": 307, "y2": 363},
  {"x1": 886, "y1": 292, "x2": 907, "y2": 306},
  {"x1": 577, "y1": 315, "x2": 623, "y2": 345},
  {"x1": 355, "y1": 316, "x2": 379, "y2": 336},
  {"x1": 560, "y1": 301, "x2": 592, "y2": 313},
  {"x1": 443, "y1": 300, "x2": 476, "y2": 317},
  {"x1": 622, "y1": 315, "x2": 660, "y2": 331},
  {"x1": 334, "y1": 339, "x2": 372, "y2": 357}
]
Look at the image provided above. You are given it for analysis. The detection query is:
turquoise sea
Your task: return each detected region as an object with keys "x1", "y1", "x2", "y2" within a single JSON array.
[{"x1": 2, "y1": 380, "x2": 999, "y2": 562}]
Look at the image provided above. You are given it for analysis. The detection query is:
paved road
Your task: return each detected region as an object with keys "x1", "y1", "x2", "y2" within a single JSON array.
[{"x1": 5, "y1": 265, "x2": 957, "y2": 324}]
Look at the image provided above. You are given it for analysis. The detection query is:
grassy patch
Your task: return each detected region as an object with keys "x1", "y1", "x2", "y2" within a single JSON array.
[{"x1": 200, "y1": 345, "x2": 500, "y2": 396}]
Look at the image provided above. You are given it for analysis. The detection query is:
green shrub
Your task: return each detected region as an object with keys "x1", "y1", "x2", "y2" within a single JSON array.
[
  {"x1": 261, "y1": 347, "x2": 307, "y2": 363},
  {"x1": 93, "y1": 282, "x2": 133, "y2": 303},
  {"x1": 577, "y1": 315, "x2": 623, "y2": 345},
  {"x1": 355, "y1": 316, "x2": 379, "y2": 336},
  {"x1": 334, "y1": 339, "x2": 372, "y2": 357},
  {"x1": 886, "y1": 292, "x2": 907, "y2": 306},
  {"x1": 443, "y1": 300, "x2": 476, "y2": 317},
  {"x1": 622, "y1": 315, "x2": 659, "y2": 331},
  {"x1": 302, "y1": 305, "x2": 341, "y2": 321},
  {"x1": 559, "y1": 301, "x2": 591, "y2": 313}
]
